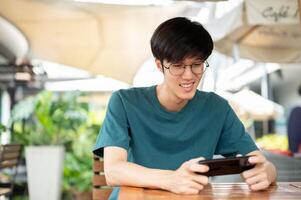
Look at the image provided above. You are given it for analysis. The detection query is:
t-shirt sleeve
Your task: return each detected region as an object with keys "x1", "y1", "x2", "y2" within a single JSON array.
[
  {"x1": 93, "y1": 91, "x2": 131, "y2": 157},
  {"x1": 214, "y1": 104, "x2": 258, "y2": 157}
]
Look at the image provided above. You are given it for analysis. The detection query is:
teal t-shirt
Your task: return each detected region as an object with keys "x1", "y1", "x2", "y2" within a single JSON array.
[{"x1": 93, "y1": 86, "x2": 258, "y2": 200}]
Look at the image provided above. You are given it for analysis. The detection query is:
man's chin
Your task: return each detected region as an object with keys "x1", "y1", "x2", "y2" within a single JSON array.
[{"x1": 178, "y1": 91, "x2": 196, "y2": 100}]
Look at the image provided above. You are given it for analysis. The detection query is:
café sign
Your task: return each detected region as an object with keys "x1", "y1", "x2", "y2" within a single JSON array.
[{"x1": 246, "y1": 0, "x2": 299, "y2": 25}]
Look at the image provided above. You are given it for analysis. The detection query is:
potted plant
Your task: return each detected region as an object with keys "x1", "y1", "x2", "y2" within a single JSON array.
[
  {"x1": 62, "y1": 111, "x2": 103, "y2": 200},
  {"x1": 10, "y1": 91, "x2": 90, "y2": 200}
]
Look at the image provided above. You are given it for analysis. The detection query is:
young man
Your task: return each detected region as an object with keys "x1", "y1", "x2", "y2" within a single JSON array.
[{"x1": 93, "y1": 17, "x2": 277, "y2": 199}]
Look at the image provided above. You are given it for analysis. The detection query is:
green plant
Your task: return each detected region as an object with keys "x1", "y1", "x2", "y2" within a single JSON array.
[
  {"x1": 0, "y1": 123, "x2": 6, "y2": 132},
  {"x1": 10, "y1": 90, "x2": 105, "y2": 193},
  {"x1": 63, "y1": 111, "x2": 104, "y2": 193},
  {"x1": 0, "y1": 123, "x2": 6, "y2": 138},
  {"x1": 10, "y1": 91, "x2": 89, "y2": 145}
]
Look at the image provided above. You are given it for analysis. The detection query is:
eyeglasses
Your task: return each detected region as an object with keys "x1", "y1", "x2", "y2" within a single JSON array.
[{"x1": 161, "y1": 60, "x2": 209, "y2": 76}]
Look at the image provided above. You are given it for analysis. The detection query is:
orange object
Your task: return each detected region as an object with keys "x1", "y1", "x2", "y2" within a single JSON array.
[{"x1": 268, "y1": 149, "x2": 293, "y2": 157}]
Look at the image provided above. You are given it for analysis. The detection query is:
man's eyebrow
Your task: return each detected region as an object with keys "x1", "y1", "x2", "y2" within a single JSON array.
[
  {"x1": 186, "y1": 59, "x2": 203, "y2": 63},
  {"x1": 171, "y1": 58, "x2": 203, "y2": 64},
  {"x1": 193, "y1": 58, "x2": 203, "y2": 62}
]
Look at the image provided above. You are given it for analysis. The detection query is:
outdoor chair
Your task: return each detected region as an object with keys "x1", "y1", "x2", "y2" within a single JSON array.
[
  {"x1": 0, "y1": 144, "x2": 22, "y2": 199},
  {"x1": 93, "y1": 155, "x2": 112, "y2": 200}
]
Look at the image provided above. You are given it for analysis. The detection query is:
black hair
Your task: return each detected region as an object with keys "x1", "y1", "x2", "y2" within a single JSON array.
[
  {"x1": 150, "y1": 17, "x2": 214, "y2": 63},
  {"x1": 298, "y1": 84, "x2": 301, "y2": 96}
]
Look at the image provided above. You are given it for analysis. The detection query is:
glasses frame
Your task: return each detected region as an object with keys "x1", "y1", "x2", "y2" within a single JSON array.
[{"x1": 161, "y1": 60, "x2": 209, "y2": 76}]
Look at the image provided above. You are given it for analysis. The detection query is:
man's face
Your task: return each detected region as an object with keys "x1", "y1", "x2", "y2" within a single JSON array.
[{"x1": 157, "y1": 56, "x2": 205, "y2": 101}]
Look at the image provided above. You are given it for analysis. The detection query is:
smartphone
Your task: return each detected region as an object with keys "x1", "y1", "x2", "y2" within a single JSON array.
[{"x1": 197, "y1": 156, "x2": 255, "y2": 176}]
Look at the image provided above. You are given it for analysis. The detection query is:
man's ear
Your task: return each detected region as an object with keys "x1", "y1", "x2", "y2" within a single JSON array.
[{"x1": 155, "y1": 59, "x2": 163, "y2": 72}]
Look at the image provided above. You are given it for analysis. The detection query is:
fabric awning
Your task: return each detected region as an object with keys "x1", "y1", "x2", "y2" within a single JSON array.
[
  {"x1": 299, "y1": 0, "x2": 301, "y2": 26},
  {"x1": 219, "y1": 89, "x2": 284, "y2": 121},
  {"x1": 204, "y1": 0, "x2": 301, "y2": 63},
  {"x1": 0, "y1": 0, "x2": 188, "y2": 84},
  {"x1": 0, "y1": 16, "x2": 29, "y2": 63}
]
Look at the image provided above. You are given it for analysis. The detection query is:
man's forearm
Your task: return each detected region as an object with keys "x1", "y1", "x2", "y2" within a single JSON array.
[{"x1": 105, "y1": 161, "x2": 172, "y2": 189}]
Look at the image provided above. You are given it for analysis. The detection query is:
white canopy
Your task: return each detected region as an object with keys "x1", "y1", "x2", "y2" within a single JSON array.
[
  {"x1": 219, "y1": 89, "x2": 284, "y2": 121},
  {"x1": 0, "y1": 16, "x2": 29, "y2": 63},
  {"x1": 204, "y1": 0, "x2": 301, "y2": 63},
  {"x1": 0, "y1": 0, "x2": 189, "y2": 84}
]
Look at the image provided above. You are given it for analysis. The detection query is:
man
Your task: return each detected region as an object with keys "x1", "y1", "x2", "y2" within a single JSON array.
[
  {"x1": 287, "y1": 84, "x2": 301, "y2": 153},
  {"x1": 93, "y1": 17, "x2": 277, "y2": 199}
]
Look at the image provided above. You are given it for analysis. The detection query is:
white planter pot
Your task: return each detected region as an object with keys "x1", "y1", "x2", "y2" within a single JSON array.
[{"x1": 25, "y1": 146, "x2": 65, "y2": 200}]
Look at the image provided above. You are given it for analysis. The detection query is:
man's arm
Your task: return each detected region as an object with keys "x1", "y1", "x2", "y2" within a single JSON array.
[
  {"x1": 104, "y1": 146, "x2": 209, "y2": 195},
  {"x1": 241, "y1": 150, "x2": 277, "y2": 191}
]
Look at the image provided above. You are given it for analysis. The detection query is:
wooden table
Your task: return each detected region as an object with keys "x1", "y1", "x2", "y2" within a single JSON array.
[{"x1": 118, "y1": 182, "x2": 301, "y2": 200}]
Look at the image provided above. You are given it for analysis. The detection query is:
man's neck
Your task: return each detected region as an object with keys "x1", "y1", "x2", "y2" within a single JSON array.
[{"x1": 156, "y1": 85, "x2": 188, "y2": 112}]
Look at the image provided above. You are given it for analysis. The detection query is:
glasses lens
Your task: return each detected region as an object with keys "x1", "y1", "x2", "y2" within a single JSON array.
[
  {"x1": 191, "y1": 63, "x2": 205, "y2": 74},
  {"x1": 169, "y1": 64, "x2": 184, "y2": 76}
]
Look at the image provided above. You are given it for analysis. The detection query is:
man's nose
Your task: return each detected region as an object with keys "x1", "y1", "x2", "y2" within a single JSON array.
[{"x1": 182, "y1": 65, "x2": 194, "y2": 78}]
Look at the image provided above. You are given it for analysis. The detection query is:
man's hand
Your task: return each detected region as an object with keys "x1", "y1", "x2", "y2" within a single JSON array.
[
  {"x1": 161, "y1": 157, "x2": 210, "y2": 195},
  {"x1": 241, "y1": 151, "x2": 277, "y2": 191},
  {"x1": 104, "y1": 147, "x2": 210, "y2": 193}
]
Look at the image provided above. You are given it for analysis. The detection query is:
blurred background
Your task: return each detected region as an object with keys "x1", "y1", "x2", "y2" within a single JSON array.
[{"x1": 0, "y1": 0, "x2": 301, "y2": 199}]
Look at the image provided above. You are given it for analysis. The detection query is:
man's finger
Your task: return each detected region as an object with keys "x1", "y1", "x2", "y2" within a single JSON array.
[
  {"x1": 245, "y1": 173, "x2": 266, "y2": 185},
  {"x1": 189, "y1": 163, "x2": 209, "y2": 173},
  {"x1": 241, "y1": 164, "x2": 263, "y2": 179},
  {"x1": 248, "y1": 155, "x2": 266, "y2": 164},
  {"x1": 189, "y1": 157, "x2": 205, "y2": 163},
  {"x1": 249, "y1": 180, "x2": 270, "y2": 191},
  {"x1": 182, "y1": 188, "x2": 200, "y2": 195},
  {"x1": 191, "y1": 174, "x2": 209, "y2": 185}
]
